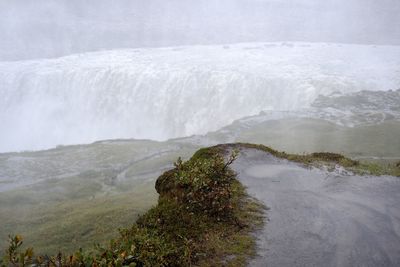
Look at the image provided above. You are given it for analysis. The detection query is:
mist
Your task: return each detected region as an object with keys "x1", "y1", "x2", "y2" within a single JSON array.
[{"x1": 1, "y1": 0, "x2": 400, "y2": 61}]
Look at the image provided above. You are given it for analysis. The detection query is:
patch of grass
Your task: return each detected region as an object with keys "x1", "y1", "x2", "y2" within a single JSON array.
[
  {"x1": 0, "y1": 143, "x2": 196, "y2": 256},
  {"x1": 354, "y1": 161, "x2": 400, "y2": 177},
  {"x1": 0, "y1": 181, "x2": 157, "y2": 255},
  {"x1": 190, "y1": 146, "x2": 226, "y2": 161},
  {"x1": 1, "y1": 146, "x2": 264, "y2": 267},
  {"x1": 233, "y1": 143, "x2": 400, "y2": 177}
]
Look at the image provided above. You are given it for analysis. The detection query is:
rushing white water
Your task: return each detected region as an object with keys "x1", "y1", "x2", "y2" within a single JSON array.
[{"x1": 1, "y1": 42, "x2": 400, "y2": 152}]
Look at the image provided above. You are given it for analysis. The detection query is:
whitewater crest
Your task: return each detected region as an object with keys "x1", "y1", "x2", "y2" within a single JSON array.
[{"x1": 1, "y1": 42, "x2": 400, "y2": 152}]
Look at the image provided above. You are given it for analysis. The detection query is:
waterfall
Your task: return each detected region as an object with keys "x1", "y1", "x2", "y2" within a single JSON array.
[{"x1": 1, "y1": 42, "x2": 399, "y2": 152}]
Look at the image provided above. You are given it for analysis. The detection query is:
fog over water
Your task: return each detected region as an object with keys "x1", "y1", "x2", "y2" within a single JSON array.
[
  {"x1": 1, "y1": 0, "x2": 399, "y2": 61},
  {"x1": 0, "y1": 0, "x2": 400, "y2": 152}
]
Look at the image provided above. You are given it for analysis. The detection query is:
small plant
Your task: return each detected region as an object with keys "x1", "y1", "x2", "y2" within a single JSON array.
[
  {"x1": 159, "y1": 150, "x2": 238, "y2": 220},
  {"x1": 1, "y1": 235, "x2": 34, "y2": 267}
]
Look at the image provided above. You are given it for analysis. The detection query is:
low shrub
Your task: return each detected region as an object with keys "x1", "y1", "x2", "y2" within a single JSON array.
[{"x1": 156, "y1": 150, "x2": 238, "y2": 220}]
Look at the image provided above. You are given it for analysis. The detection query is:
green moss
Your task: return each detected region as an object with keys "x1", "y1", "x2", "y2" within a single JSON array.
[
  {"x1": 235, "y1": 143, "x2": 399, "y2": 177},
  {"x1": 353, "y1": 161, "x2": 400, "y2": 177},
  {"x1": 190, "y1": 146, "x2": 226, "y2": 161},
  {"x1": 2, "y1": 146, "x2": 264, "y2": 267}
]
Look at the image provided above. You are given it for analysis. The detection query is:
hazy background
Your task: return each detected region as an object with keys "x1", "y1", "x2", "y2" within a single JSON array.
[{"x1": 1, "y1": 0, "x2": 400, "y2": 61}]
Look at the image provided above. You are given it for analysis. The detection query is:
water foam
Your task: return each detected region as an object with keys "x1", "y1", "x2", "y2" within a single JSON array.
[{"x1": 1, "y1": 42, "x2": 399, "y2": 152}]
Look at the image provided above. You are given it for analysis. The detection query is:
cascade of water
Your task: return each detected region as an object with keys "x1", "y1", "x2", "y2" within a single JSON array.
[{"x1": 1, "y1": 42, "x2": 399, "y2": 152}]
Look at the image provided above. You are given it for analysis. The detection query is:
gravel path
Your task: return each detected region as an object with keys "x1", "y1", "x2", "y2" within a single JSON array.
[{"x1": 232, "y1": 148, "x2": 400, "y2": 267}]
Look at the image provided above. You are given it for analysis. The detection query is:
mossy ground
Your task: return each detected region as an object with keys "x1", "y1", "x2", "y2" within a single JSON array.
[
  {"x1": 0, "y1": 181, "x2": 157, "y2": 255},
  {"x1": 0, "y1": 141, "x2": 196, "y2": 256},
  {"x1": 3, "y1": 142, "x2": 397, "y2": 266},
  {"x1": 230, "y1": 143, "x2": 400, "y2": 177},
  {"x1": 1, "y1": 146, "x2": 265, "y2": 267}
]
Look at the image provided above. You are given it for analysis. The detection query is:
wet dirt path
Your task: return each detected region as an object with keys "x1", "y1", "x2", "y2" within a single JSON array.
[{"x1": 232, "y1": 148, "x2": 400, "y2": 267}]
